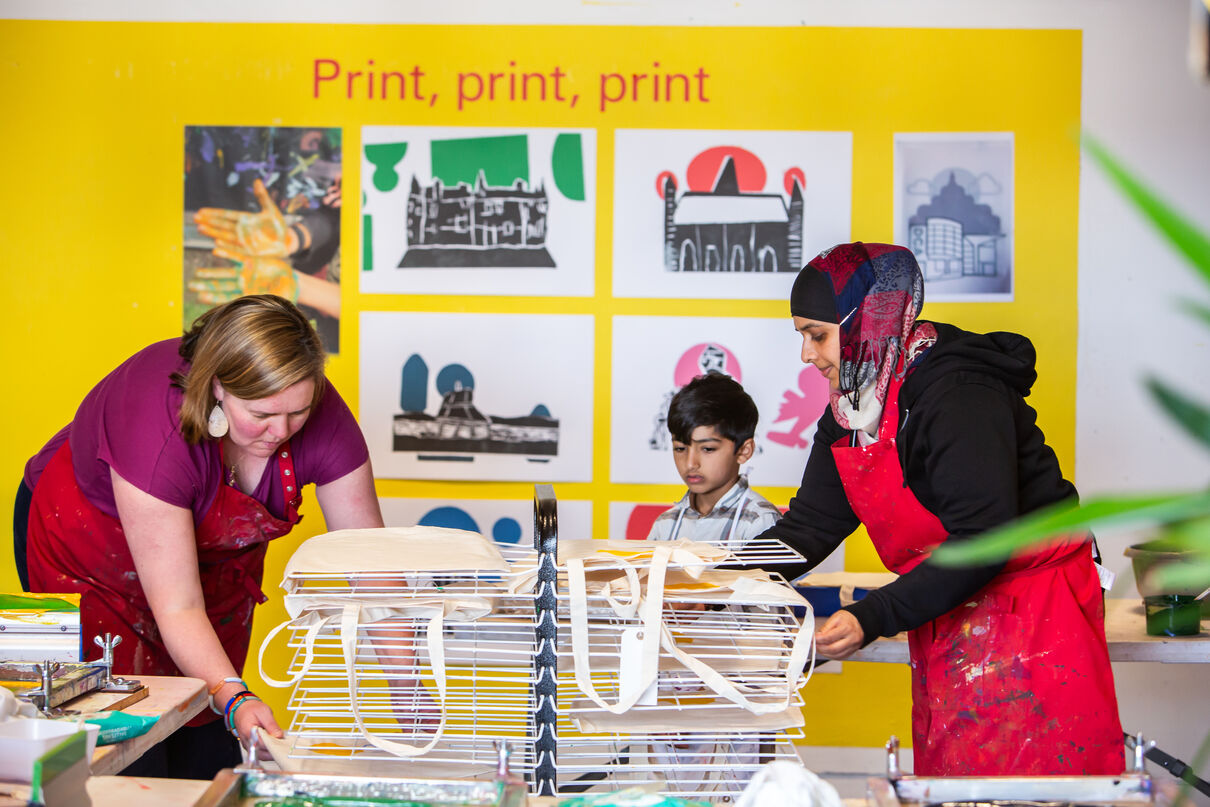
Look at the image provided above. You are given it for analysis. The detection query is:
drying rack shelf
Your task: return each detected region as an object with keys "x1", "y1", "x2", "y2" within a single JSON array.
[{"x1": 268, "y1": 485, "x2": 813, "y2": 803}]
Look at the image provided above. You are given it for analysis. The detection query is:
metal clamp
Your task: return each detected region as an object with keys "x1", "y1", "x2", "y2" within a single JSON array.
[
  {"x1": 29, "y1": 661, "x2": 61, "y2": 712},
  {"x1": 1129, "y1": 731, "x2": 1156, "y2": 774},
  {"x1": 885, "y1": 735, "x2": 902, "y2": 780},
  {"x1": 494, "y1": 739, "x2": 528, "y2": 807},
  {"x1": 93, "y1": 633, "x2": 120, "y2": 681},
  {"x1": 93, "y1": 633, "x2": 141, "y2": 692},
  {"x1": 245, "y1": 726, "x2": 261, "y2": 769},
  {"x1": 495, "y1": 739, "x2": 511, "y2": 778}
]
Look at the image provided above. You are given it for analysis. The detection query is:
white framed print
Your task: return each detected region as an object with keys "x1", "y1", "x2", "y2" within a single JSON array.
[
  {"x1": 612, "y1": 129, "x2": 852, "y2": 300},
  {"x1": 381, "y1": 497, "x2": 593, "y2": 545},
  {"x1": 893, "y1": 132, "x2": 1014, "y2": 302},
  {"x1": 361, "y1": 126, "x2": 596, "y2": 296},
  {"x1": 361, "y1": 311, "x2": 594, "y2": 481},
  {"x1": 610, "y1": 315, "x2": 830, "y2": 488}
]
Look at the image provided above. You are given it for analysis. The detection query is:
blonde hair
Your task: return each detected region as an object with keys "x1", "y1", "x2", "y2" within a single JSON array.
[{"x1": 175, "y1": 295, "x2": 327, "y2": 444}]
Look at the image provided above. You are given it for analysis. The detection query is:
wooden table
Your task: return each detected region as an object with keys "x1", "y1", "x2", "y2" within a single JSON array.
[
  {"x1": 89, "y1": 775, "x2": 210, "y2": 806},
  {"x1": 83, "y1": 675, "x2": 208, "y2": 775},
  {"x1": 828, "y1": 599, "x2": 1210, "y2": 664},
  {"x1": 0, "y1": 676, "x2": 205, "y2": 802}
]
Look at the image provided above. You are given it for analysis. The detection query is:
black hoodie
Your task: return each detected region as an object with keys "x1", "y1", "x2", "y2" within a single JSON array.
[{"x1": 758, "y1": 321, "x2": 1080, "y2": 643}]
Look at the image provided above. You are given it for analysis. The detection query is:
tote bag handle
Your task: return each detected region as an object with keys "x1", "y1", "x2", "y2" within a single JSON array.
[
  {"x1": 582, "y1": 564, "x2": 817, "y2": 715},
  {"x1": 257, "y1": 611, "x2": 334, "y2": 689},
  {"x1": 567, "y1": 544, "x2": 671, "y2": 714},
  {"x1": 340, "y1": 602, "x2": 449, "y2": 758},
  {"x1": 257, "y1": 601, "x2": 453, "y2": 757},
  {"x1": 656, "y1": 607, "x2": 815, "y2": 715}
]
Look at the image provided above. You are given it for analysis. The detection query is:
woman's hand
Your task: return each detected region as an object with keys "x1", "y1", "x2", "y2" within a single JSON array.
[
  {"x1": 384, "y1": 665, "x2": 442, "y2": 731},
  {"x1": 230, "y1": 695, "x2": 284, "y2": 748},
  {"x1": 816, "y1": 609, "x2": 864, "y2": 659},
  {"x1": 667, "y1": 600, "x2": 707, "y2": 612},
  {"x1": 212, "y1": 680, "x2": 284, "y2": 748}
]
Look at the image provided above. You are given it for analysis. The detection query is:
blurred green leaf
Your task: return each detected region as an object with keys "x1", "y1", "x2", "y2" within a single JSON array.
[
  {"x1": 932, "y1": 490, "x2": 1210, "y2": 566},
  {"x1": 1083, "y1": 135, "x2": 1210, "y2": 287},
  {"x1": 1180, "y1": 299, "x2": 1210, "y2": 330},
  {"x1": 1150, "y1": 560, "x2": 1210, "y2": 591},
  {"x1": 945, "y1": 136, "x2": 1210, "y2": 571},
  {"x1": 1160, "y1": 514, "x2": 1210, "y2": 557},
  {"x1": 1146, "y1": 377, "x2": 1210, "y2": 451}
]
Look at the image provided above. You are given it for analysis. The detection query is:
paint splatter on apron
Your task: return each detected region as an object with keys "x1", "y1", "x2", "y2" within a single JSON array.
[
  {"x1": 831, "y1": 373, "x2": 1122, "y2": 775},
  {"x1": 26, "y1": 440, "x2": 301, "y2": 725}
]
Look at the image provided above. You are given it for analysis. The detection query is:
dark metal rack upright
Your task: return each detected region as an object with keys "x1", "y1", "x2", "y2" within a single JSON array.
[{"x1": 531, "y1": 484, "x2": 559, "y2": 797}]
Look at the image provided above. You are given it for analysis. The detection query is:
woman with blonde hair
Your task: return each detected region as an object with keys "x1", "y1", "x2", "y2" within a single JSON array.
[{"x1": 14, "y1": 295, "x2": 383, "y2": 778}]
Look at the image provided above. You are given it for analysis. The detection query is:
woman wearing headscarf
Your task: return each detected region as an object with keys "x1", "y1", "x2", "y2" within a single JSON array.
[{"x1": 760, "y1": 242, "x2": 1122, "y2": 776}]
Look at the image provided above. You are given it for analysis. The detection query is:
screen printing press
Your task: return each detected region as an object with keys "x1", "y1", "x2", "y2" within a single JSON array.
[{"x1": 1, "y1": 598, "x2": 209, "y2": 797}]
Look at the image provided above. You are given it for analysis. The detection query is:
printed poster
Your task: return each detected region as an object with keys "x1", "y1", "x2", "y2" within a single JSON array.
[
  {"x1": 361, "y1": 126, "x2": 596, "y2": 296},
  {"x1": 610, "y1": 315, "x2": 831, "y2": 488},
  {"x1": 613, "y1": 129, "x2": 852, "y2": 299},
  {"x1": 360, "y1": 311, "x2": 594, "y2": 481},
  {"x1": 184, "y1": 125, "x2": 344, "y2": 352},
  {"x1": 381, "y1": 497, "x2": 593, "y2": 545},
  {"x1": 893, "y1": 132, "x2": 1014, "y2": 301}
]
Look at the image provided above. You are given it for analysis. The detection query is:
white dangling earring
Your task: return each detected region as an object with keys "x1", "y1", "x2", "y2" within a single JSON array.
[{"x1": 207, "y1": 402, "x2": 229, "y2": 438}]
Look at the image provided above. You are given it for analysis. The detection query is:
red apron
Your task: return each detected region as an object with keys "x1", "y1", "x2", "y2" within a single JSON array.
[
  {"x1": 26, "y1": 440, "x2": 302, "y2": 724},
  {"x1": 831, "y1": 372, "x2": 1122, "y2": 776}
]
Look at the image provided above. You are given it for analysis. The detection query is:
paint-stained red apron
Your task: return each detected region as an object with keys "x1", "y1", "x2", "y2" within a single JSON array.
[
  {"x1": 831, "y1": 372, "x2": 1122, "y2": 776},
  {"x1": 26, "y1": 440, "x2": 301, "y2": 725}
]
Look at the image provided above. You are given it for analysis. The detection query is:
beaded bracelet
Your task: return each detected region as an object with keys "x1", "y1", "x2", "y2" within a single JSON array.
[
  {"x1": 224, "y1": 693, "x2": 254, "y2": 733},
  {"x1": 208, "y1": 677, "x2": 250, "y2": 715},
  {"x1": 223, "y1": 690, "x2": 254, "y2": 715},
  {"x1": 226, "y1": 693, "x2": 262, "y2": 738}
]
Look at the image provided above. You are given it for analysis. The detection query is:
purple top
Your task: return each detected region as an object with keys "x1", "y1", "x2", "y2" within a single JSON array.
[{"x1": 25, "y1": 338, "x2": 368, "y2": 522}]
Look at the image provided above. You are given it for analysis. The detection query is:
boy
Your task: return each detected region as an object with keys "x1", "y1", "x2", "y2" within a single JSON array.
[
  {"x1": 647, "y1": 372, "x2": 781, "y2": 548},
  {"x1": 644, "y1": 372, "x2": 780, "y2": 791}
]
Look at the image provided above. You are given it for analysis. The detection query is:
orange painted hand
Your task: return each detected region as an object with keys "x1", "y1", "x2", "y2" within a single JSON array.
[
  {"x1": 188, "y1": 253, "x2": 299, "y2": 304},
  {"x1": 194, "y1": 178, "x2": 299, "y2": 258},
  {"x1": 187, "y1": 267, "x2": 241, "y2": 305}
]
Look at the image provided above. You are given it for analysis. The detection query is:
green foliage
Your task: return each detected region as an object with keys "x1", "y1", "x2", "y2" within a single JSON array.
[
  {"x1": 1180, "y1": 300, "x2": 1210, "y2": 330},
  {"x1": 933, "y1": 492, "x2": 1210, "y2": 565},
  {"x1": 932, "y1": 136, "x2": 1210, "y2": 569},
  {"x1": 1147, "y1": 378, "x2": 1210, "y2": 452}
]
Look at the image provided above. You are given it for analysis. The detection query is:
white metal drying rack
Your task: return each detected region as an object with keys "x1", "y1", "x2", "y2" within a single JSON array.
[{"x1": 273, "y1": 484, "x2": 811, "y2": 802}]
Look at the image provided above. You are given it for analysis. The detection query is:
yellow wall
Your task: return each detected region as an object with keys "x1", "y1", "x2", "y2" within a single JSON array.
[{"x1": 0, "y1": 21, "x2": 1081, "y2": 748}]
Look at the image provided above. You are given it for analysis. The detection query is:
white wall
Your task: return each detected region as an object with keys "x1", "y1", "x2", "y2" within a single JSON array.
[{"x1": 7, "y1": 0, "x2": 1209, "y2": 789}]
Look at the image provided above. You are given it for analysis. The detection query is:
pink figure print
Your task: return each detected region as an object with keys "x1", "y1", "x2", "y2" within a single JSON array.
[
  {"x1": 651, "y1": 343, "x2": 744, "y2": 450},
  {"x1": 672, "y1": 342, "x2": 742, "y2": 386},
  {"x1": 767, "y1": 366, "x2": 831, "y2": 449}
]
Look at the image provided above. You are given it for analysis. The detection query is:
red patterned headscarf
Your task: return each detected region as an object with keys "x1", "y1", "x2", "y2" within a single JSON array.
[{"x1": 793, "y1": 242, "x2": 937, "y2": 432}]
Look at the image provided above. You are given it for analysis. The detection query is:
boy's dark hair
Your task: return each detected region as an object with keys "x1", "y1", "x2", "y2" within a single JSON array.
[{"x1": 667, "y1": 372, "x2": 759, "y2": 448}]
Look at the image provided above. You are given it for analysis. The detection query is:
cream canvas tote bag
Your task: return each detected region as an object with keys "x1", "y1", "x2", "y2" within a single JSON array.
[
  {"x1": 541, "y1": 540, "x2": 814, "y2": 717},
  {"x1": 256, "y1": 527, "x2": 508, "y2": 757}
]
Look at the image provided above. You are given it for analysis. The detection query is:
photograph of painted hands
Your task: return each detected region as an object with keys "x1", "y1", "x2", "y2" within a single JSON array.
[{"x1": 191, "y1": 177, "x2": 341, "y2": 319}]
